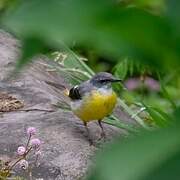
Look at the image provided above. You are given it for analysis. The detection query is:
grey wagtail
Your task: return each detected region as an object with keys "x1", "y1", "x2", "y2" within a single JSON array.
[{"x1": 46, "y1": 72, "x2": 121, "y2": 143}]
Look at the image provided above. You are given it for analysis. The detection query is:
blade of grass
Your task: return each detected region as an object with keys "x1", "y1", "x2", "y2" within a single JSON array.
[
  {"x1": 103, "y1": 115, "x2": 139, "y2": 133},
  {"x1": 117, "y1": 98, "x2": 151, "y2": 130},
  {"x1": 143, "y1": 104, "x2": 168, "y2": 127},
  {"x1": 158, "y1": 73, "x2": 177, "y2": 109}
]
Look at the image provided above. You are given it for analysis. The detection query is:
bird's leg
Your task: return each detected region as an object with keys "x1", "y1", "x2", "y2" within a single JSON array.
[
  {"x1": 83, "y1": 122, "x2": 93, "y2": 145},
  {"x1": 98, "y1": 120, "x2": 106, "y2": 139}
]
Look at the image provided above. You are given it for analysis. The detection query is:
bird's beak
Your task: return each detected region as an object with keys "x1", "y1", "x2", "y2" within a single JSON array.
[{"x1": 110, "y1": 78, "x2": 122, "y2": 83}]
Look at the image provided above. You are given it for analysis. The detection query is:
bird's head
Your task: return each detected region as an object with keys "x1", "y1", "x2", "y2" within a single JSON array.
[{"x1": 90, "y1": 72, "x2": 122, "y2": 89}]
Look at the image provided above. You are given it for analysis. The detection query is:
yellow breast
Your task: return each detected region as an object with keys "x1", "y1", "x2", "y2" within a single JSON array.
[{"x1": 71, "y1": 89, "x2": 117, "y2": 122}]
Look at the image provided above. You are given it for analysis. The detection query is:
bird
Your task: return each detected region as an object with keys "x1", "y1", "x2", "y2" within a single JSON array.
[{"x1": 46, "y1": 72, "x2": 122, "y2": 143}]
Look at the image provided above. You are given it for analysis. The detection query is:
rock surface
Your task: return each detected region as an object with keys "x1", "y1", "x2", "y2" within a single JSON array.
[{"x1": 0, "y1": 30, "x2": 132, "y2": 180}]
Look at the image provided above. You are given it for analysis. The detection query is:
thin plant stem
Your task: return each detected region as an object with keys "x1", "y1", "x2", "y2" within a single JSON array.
[
  {"x1": 25, "y1": 135, "x2": 31, "y2": 150},
  {"x1": 34, "y1": 154, "x2": 39, "y2": 167},
  {"x1": 25, "y1": 147, "x2": 32, "y2": 156},
  {"x1": 9, "y1": 157, "x2": 24, "y2": 171}
]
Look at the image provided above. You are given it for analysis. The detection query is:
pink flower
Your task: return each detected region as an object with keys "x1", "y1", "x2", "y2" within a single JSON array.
[
  {"x1": 125, "y1": 78, "x2": 140, "y2": 90},
  {"x1": 125, "y1": 77, "x2": 160, "y2": 92},
  {"x1": 30, "y1": 138, "x2": 41, "y2": 148},
  {"x1": 27, "y1": 127, "x2": 36, "y2": 136},
  {"x1": 19, "y1": 159, "x2": 29, "y2": 170},
  {"x1": 17, "y1": 146, "x2": 26, "y2": 156},
  {"x1": 144, "y1": 77, "x2": 160, "y2": 91}
]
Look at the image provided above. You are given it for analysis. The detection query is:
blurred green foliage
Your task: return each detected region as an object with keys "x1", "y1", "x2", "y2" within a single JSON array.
[
  {"x1": 87, "y1": 113, "x2": 180, "y2": 180},
  {"x1": 1, "y1": 0, "x2": 180, "y2": 179},
  {"x1": 1, "y1": 0, "x2": 180, "y2": 69}
]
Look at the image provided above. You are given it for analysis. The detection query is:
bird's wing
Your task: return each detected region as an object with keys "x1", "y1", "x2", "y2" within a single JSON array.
[
  {"x1": 45, "y1": 81, "x2": 67, "y2": 90},
  {"x1": 69, "y1": 80, "x2": 94, "y2": 100},
  {"x1": 46, "y1": 80, "x2": 95, "y2": 100},
  {"x1": 45, "y1": 81, "x2": 69, "y2": 96}
]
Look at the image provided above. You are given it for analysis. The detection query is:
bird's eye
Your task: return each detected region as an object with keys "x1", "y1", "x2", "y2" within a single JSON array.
[{"x1": 99, "y1": 79, "x2": 108, "y2": 83}]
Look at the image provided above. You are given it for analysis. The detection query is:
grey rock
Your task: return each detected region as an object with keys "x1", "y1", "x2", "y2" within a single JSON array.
[{"x1": 0, "y1": 30, "x2": 130, "y2": 180}]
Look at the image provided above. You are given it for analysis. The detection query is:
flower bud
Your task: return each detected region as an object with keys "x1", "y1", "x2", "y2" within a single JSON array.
[
  {"x1": 30, "y1": 138, "x2": 41, "y2": 148},
  {"x1": 19, "y1": 159, "x2": 29, "y2": 170},
  {"x1": 17, "y1": 146, "x2": 26, "y2": 156},
  {"x1": 27, "y1": 127, "x2": 36, "y2": 136}
]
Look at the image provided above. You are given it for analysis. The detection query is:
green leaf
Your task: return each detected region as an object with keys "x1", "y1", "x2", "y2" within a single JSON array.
[
  {"x1": 150, "y1": 107, "x2": 173, "y2": 123},
  {"x1": 16, "y1": 37, "x2": 46, "y2": 70},
  {"x1": 160, "y1": 81, "x2": 177, "y2": 109},
  {"x1": 2, "y1": 0, "x2": 180, "y2": 70},
  {"x1": 113, "y1": 58, "x2": 128, "y2": 80},
  {"x1": 87, "y1": 126, "x2": 180, "y2": 180},
  {"x1": 144, "y1": 104, "x2": 168, "y2": 127},
  {"x1": 167, "y1": 0, "x2": 180, "y2": 32}
]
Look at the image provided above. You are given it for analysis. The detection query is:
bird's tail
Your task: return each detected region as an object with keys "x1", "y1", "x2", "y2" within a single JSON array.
[{"x1": 45, "y1": 81, "x2": 69, "y2": 96}]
